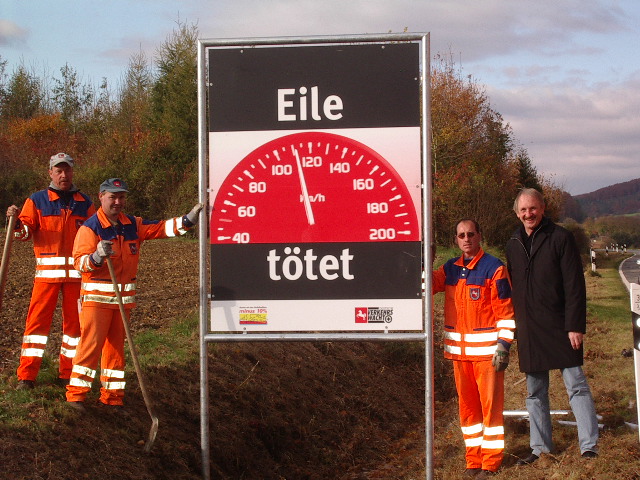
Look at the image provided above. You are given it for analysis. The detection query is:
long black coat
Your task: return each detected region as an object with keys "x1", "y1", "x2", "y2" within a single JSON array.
[{"x1": 505, "y1": 217, "x2": 586, "y2": 372}]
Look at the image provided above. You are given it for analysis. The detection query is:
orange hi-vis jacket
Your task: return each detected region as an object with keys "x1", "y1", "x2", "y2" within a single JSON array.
[
  {"x1": 16, "y1": 188, "x2": 95, "y2": 282},
  {"x1": 433, "y1": 248, "x2": 516, "y2": 361},
  {"x1": 73, "y1": 208, "x2": 193, "y2": 309}
]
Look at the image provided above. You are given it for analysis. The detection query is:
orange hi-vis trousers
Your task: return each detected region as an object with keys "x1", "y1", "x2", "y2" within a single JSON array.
[
  {"x1": 66, "y1": 305, "x2": 127, "y2": 406},
  {"x1": 453, "y1": 359, "x2": 505, "y2": 472},
  {"x1": 17, "y1": 281, "x2": 81, "y2": 382}
]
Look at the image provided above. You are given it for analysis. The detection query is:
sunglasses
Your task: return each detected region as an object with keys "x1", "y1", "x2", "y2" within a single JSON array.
[{"x1": 456, "y1": 232, "x2": 477, "y2": 239}]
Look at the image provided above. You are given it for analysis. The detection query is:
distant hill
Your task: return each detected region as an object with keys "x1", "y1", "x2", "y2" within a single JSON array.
[{"x1": 562, "y1": 178, "x2": 640, "y2": 221}]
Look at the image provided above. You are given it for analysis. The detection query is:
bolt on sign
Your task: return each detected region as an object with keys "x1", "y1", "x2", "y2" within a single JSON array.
[{"x1": 207, "y1": 38, "x2": 427, "y2": 333}]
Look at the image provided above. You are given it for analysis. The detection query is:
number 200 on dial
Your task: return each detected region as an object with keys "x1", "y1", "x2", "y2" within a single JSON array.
[{"x1": 211, "y1": 131, "x2": 420, "y2": 244}]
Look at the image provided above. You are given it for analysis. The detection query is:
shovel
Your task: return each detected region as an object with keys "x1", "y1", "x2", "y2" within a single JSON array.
[
  {"x1": 0, "y1": 214, "x2": 17, "y2": 312},
  {"x1": 106, "y1": 256, "x2": 159, "y2": 452}
]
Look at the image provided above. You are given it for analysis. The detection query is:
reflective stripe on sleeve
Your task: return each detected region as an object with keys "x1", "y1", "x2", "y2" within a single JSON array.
[
  {"x1": 175, "y1": 216, "x2": 188, "y2": 235},
  {"x1": 499, "y1": 330, "x2": 515, "y2": 340},
  {"x1": 165, "y1": 218, "x2": 177, "y2": 237},
  {"x1": 165, "y1": 216, "x2": 188, "y2": 237},
  {"x1": 496, "y1": 319, "x2": 515, "y2": 329}
]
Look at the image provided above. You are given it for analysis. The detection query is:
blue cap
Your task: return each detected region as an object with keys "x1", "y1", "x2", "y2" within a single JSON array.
[{"x1": 100, "y1": 178, "x2": 129, "y2": 193}]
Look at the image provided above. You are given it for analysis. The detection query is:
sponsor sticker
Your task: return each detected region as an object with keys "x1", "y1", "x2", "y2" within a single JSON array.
[
  {"x1": 355, "y1": 307, "x2": 393, "y2": 324},
  {"x1": 239, "y1": 307, "x2": 268, "y2": 325}
]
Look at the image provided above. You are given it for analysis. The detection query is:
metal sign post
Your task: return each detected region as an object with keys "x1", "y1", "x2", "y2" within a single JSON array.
[
  {"x1": 631, "y1": 283, "x2": 640, "y2": 442},
  {"x1": 198, "y1": 34, "x2": 432, "y2": 480}
]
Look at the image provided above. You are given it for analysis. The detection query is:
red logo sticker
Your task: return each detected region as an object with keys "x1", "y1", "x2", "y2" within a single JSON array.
[{"x1": 355, "y1": 308, "x2": 368, "y2": 323}]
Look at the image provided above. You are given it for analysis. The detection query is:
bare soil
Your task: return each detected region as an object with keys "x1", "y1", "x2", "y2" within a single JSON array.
[
  {"x1": 3, "y1": 237, "x2": 640, "y2": 479},
  {"x1": 0, "y1": 238, "x2": 432, "y2": 480}
]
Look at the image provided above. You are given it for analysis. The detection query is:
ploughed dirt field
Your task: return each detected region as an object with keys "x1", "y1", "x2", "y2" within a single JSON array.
[{"x1": 0, "y1": 236, "x2": 431, "y2": 479}]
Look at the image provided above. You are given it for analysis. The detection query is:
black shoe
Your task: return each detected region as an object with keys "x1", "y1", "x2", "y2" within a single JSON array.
[
  {"x1": 464, "y1": 468, "x2": 482, "y2": 477},
  {"x1": 582, "y1": 450, "x2": 598, "y2": 459},
  {"x1": 516, "y1": 453, "x2": 539, "y2": 465},
  {"x1": 16, "y1": 380, "x2": 35, "y2": 390},
  {"x1": 66, "y1": 401, "x2": 87, "y2": 413},
  {"x1": 56, "y1": 377, "x2": 70, "y2": 387},
  {"x1": 476, "y1": 471, "x2": 497, "y2": 479},
  {"x1": 97, "y1": 402, "x2": 129, "y2": 417}
]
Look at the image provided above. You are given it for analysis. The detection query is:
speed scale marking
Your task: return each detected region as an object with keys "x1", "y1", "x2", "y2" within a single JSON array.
[{"x1": 211, "y1": 131, "x2": 419, "y2": 244}]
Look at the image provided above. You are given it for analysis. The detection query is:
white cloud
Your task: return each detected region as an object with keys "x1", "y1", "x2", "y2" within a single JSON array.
[
  {"x1": 1, "y1": 0, "x2": 639, "y2": 194},
  {"x1": 488, "y1": 73, "x2": 640, "y2": 194},
  {"x1": 0, "y1": 19, "x2": 27, "y2": 47}
]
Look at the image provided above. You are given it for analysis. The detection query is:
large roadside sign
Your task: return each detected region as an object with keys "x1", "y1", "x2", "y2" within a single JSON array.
[{"x1": 207, "y1": 39, "x2": 427, "y2": 333}]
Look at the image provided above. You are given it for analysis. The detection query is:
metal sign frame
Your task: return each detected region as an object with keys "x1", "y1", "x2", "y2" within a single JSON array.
[
  {"x1": 631, "y1": 282, "x2": 640, "y2": 442},
  {"x1": 197, "y1": 33, "x2": 433, "y2": 480}
]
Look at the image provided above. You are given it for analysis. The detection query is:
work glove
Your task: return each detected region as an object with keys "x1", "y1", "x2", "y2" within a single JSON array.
[
  {"x1": 184, "y1": 203, "x2": 204, "y2": 227},
  {"x1": 492, "y1": 343, "x2": 509, "y2": 372},
  {"x1": 91, "y1": 240, "x2": 113, "y2": 266}
]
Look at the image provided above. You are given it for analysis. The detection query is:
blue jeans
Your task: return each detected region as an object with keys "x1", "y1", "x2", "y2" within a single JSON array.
[{"x1": 525, "y1": 367, "x2": 599, "y2": 456}]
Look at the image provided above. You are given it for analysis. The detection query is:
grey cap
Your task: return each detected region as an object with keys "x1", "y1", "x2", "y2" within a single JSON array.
[
  {"x1": 100, "y1": 178, "x2": 129, "y2": 193},
  {"x1": 49, "y1": 152, "x2": 74, "y2": 169}
]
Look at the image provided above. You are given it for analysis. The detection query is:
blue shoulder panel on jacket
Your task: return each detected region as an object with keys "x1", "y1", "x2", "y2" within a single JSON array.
[
  {"x1": 83, "y1": 214, "x2": 139, "y2": 241},
  {"x1": 72, "y1": 192, "x2": 93, "y2": 217},
  {"x1": 443, "y1": 258, "x2": 461, "y2": 286},
  {"x1": 30, "y1": 190, "x2": 59, "y2": 216},
  {"x1": 465, "y1": 254, "x2": 502, "y2": 287},
  {"x1": 495, "y1": 277, "x2": 512, "y2": 299}
]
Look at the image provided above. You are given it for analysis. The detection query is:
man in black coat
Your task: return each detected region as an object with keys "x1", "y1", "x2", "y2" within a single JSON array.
[{"x1": 506, "y1": 188, "x2": 599, "y2": 464}]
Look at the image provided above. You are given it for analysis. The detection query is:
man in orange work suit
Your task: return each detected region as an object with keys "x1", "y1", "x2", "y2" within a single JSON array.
[
  {"x1": 7, "y1": 153, "x2": 95, "y2": 390},
  {"x1": 433, "y1": 219, "x2": 516, "y2": 479},
  {"x1": 66, "y1": 178, "x2": 202, "y2": 412}
]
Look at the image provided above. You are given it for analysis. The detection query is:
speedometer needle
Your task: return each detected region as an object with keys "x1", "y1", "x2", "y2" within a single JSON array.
[{"x1": 293, "y1": 147, "x2": 315, "y2": 225}]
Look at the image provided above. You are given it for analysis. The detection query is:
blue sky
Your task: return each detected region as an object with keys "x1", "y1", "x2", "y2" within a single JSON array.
[{"x1": 1, "y1": 0, "x2": 639, "y2": 195}]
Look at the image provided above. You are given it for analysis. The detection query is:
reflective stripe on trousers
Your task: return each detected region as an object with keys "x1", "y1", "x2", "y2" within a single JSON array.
[
  {"x1": 17, "y1": 282, "x2": 81, "y2": 381},
  {"x1": 453, "y1": 359, "x2": 505, "y2": 472},
  {"x1": 66, "y1": 305, "x2": 127, "y2": 406}
]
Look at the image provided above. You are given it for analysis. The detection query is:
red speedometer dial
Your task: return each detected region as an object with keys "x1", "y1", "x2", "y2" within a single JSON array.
[{"x1": 211, "y1": 131, "x2": 419, "y2": 244}]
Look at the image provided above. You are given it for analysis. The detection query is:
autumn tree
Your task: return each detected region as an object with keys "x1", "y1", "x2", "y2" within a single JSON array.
[
  {"x1": 140, "y1": 20, "x2": 199, "y2": 218},
  {"x1": 430, "y1": 54, "x2": 522, "y2": 246},
  {"x1": 0, "y1": 64, "x2": 43, "y2": 122},
  {"x1": 51, "y1": 64, "x2": 94, "y2": 132}
]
